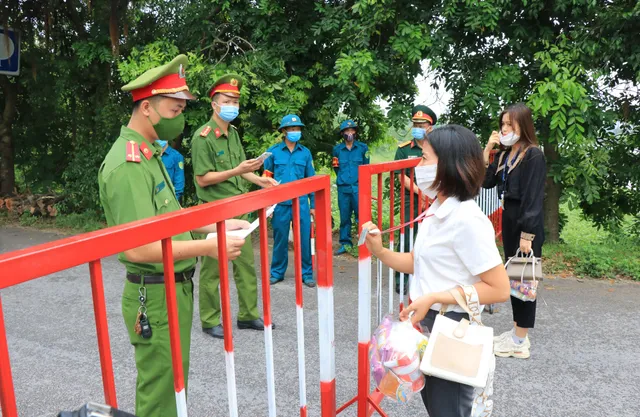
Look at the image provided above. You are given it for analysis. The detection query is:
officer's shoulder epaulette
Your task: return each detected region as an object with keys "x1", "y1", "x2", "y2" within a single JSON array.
[
  {"x1": 199, "y1": 125, "x2": 212, "y2": 137},
  {"x1": 125, "y1": 141, "x2": 142, "y2": 163},
  {"x1": 399, "y1": 140, "x2": 412, "y2": 148}
]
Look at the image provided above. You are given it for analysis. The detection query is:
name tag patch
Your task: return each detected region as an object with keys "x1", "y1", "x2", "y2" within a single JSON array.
[{"x1": 155, "y1": 181, "x2": 166, "y2": 195}]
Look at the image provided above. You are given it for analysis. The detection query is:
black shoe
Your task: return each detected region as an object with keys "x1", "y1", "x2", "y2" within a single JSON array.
[
  {"x1": 202, "y1": 325, "x2": 224, "y2": 339},
  {"x1": 238, "y1": 318, "x2": 272, "y2": 331},
  {"x1": 303, "y1": 280, "x2": 316, "y2": 288}
]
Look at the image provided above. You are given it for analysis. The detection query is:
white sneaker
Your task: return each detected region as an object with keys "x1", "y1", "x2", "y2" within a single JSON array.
[
  {"x1": 493, "y1": 330, "x2": 513, "y2": 344},
  {"x1": 494, "y1": 335, "x2": 531, "y2": 359}
]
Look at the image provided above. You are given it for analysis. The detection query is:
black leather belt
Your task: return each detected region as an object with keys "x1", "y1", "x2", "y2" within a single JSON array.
[{"x1": 126, "y1": 269, "x2": 195, "y2": 285}]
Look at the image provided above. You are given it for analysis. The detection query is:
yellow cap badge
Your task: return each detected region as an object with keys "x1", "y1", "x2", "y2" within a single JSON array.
[{"x1": 230, "y1": 78, "x2": 238, "y2": 87}]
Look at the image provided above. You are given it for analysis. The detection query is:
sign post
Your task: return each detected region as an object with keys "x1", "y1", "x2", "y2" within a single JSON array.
[{"x1": 0, "y1": 27, "x2": 20, "y2": 76}]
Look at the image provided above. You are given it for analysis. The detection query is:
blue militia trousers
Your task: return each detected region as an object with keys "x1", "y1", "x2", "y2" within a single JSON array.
[
  {"x1": 270, "y1": 202, "x2": 313, "y2": 281},
  {"x1": 337, "y1": 186, "x2": 358, "y2": 246}
]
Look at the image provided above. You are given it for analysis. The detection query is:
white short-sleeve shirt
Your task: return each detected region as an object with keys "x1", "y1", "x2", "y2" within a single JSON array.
[{"x1": 410, "y1": 196, "x2": 503, "y2": 313}]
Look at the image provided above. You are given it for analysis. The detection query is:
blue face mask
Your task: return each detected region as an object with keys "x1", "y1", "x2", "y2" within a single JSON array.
[
  {"x1": 217, "y1": 105, "x2": 239, "y2": 122},
  {"x1": 156, "y1": 140, "x2": 168, "y2": 148},
  {"x1": 412, "y1": 127, "x2": 426, "y2": 140},
  {"x1": 286, "y1": 131, "x2": 302, "y2": 142}
]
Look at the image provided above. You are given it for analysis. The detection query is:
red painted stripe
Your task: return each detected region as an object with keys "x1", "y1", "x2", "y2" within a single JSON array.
[
  {"x1": 0, "y1": 296, "x2": 18, "y2": 417},
  {"x1": 89, "y1": 260, "x2": 117, "y2": 407},
  {"x1": 409, "y1": 169, "x2": 415, "y2": 224},
  {"x1": 292, "y1": 199, "x2": 304, "y2": 307},
  {"x1": 259, "y1": 209, "x2": 272, "y2": 326},
  {"x1": 389, "y1": 172, "x2": 394, "y2": 231},
  {"x1": 377, "y1": 174, "x2": 383, "y2": 229},
  {"x1": 300, "y1": 405, "x2": 308, "y2": 417},
  {"x1": 161, "y1": 239, "x2": 185, "y2": 392},
  {"x1": 215, "y1": 223, "x2": 235, "y2": 354},
  {"x1": 320, "y1": 379, "x2": 336, "y2": 417},
  {"x1": 314, "y1": 187, "x2": 333, "y2": 288},
  {"x1": 357, "y1": 342, "x2": 370, "y2": 417},
  {"x1": 358, "y1": 165, "x2": 373, "y2": 261},
  {"x1": 400, "y1": 171, "x2": 406, "y2": 231}
]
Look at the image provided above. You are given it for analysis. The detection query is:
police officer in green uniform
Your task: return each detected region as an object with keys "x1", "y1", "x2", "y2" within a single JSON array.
[
  {"x1": 98, "y1": 55, "x2": 248, "y2": 417},
  {"x1": 393, "y1": 105, "x2": 437, "y2": 294},
  {"x1": 191, "y1": 74, "x2": 278, "y2": 339}
]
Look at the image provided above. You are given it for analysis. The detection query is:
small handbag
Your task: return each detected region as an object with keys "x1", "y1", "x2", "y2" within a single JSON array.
[
  {"x1": 506, "y1": 251, "x2": 540, "y2": 302},
  {"x1": 419, "y1": 286, "x2": 494, "y2": 389},
  {"x1": 505, "y1": 249, "x2": 542, "y2": 281}
]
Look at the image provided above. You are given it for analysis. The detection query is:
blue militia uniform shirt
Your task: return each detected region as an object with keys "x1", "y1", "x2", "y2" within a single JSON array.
[
  {"x1": 264, "y1": 141, "x2": 315, "y2": 208},
  {"x1": 332, "y1": 140, "x2": 369, "y2": 188},
  {"x1": 161, "y1": 146, "x2": 185, "y2": 200}
]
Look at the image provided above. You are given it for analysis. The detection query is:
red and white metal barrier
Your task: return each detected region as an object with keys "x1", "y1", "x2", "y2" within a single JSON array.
[{"x1": 0, "y1": 176, "x2": 335, "y2": 417}]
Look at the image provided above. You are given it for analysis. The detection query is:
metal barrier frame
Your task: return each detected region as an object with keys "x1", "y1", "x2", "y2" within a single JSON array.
[{"x1": 0, "y1": 176, "x2": 335, "y2": 417}]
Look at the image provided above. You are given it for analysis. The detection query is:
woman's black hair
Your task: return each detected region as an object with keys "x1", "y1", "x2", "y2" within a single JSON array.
[{"x1": 426, "y1": 124, "x2": 486, "y2": 201}]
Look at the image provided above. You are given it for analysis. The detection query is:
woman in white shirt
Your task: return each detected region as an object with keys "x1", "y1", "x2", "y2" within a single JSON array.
[{"x1": 363, "y1": 124, "x2": 510, "y2": 417}]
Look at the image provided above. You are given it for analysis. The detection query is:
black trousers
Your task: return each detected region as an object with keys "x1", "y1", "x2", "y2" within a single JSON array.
[
  {"x1": 420, "y1": 310, "x2": 475, "y2": 417},
  {"x1": 502, "y1": 200, "x2": 544, "y2": 329}
]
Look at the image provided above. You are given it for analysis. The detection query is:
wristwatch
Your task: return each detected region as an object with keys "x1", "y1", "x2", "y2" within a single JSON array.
[{"x1": 520, "y1": 232, "x2": 535, "y2": 241}]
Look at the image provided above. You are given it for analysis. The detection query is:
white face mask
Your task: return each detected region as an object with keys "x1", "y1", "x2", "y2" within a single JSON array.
[
  {"x1": 415, "y1": 164, "x2": 438, "y2": 199},
  {"x1": 500, "y1": 132, "x2": 520, "y2": 146}
]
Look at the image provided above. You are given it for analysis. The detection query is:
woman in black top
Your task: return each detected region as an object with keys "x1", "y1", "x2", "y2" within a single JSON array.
[{"x1": 482, "y1": 103, "x2": 546, "y2": 359}]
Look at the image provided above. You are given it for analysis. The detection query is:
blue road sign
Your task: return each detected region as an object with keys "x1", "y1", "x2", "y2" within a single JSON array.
[{"x1": 0, "y1": 27, "x2": 20, "y2": 76}]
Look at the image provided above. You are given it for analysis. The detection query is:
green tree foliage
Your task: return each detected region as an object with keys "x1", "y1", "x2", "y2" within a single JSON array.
[{"x1": 425, "y1": 0, "x2": 640, "y2": 240}]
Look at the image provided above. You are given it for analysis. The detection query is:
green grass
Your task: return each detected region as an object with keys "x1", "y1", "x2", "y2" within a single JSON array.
[
  {"x1": 543, "y1": 207, "x2": 640, "y2": 281},
  {"x1": 6, "y1": 210, "x2": 106, "y2": 234}
]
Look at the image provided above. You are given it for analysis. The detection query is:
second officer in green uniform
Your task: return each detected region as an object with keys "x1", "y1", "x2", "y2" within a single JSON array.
[
  {"x1": 98, "y1": 55, "x2": 247, "y2": 417},
  {"x1": 191, "y1": 74, "x2": 278, "y2": 339},
  {"x1": 393, "y1": 105, "x2": 437, "y2": 294}
]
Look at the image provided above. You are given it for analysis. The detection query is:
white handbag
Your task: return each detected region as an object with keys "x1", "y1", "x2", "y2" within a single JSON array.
[{"x1": 419, "y1": 286, "x2": 494, "y2": 389}]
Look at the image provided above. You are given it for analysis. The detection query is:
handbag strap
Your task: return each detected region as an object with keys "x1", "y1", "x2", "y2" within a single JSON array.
[{"x1": 439, "y1": 286, "x2": 482, "y2": 325}]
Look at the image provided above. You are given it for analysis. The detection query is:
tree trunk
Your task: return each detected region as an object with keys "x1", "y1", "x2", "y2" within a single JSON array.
[
  {"x1": 543, "y1": 141, "x2": 561, "y2": 242},
  {"x1": 109, "y1": 0, "x2": 120, "y2": 56},
  {"x1": 0, "y1": 76, "x2": 17, "y2": 196}
]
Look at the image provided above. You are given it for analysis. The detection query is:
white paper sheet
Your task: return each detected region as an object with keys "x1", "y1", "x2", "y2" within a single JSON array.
[{"x1": 207, "y1": 204, "x2": 277, "y2": 240}]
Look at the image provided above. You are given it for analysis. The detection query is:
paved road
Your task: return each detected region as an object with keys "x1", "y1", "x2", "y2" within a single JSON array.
[{"x1": 1, "y1": 226, "x2": 639, "y2": 417}]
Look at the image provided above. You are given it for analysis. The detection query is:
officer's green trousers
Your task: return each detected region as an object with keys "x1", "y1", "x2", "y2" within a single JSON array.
[
  {"x1": 122, "y1": 279, "x2": 193, "y2": 417},
  {"x1": 199, "y1": 213, "x2": 259, "y2": 328}
]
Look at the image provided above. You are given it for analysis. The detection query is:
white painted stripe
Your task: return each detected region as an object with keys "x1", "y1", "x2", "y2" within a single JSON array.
[
  {"x1": 358, "y1": 258, "x2": 372, "y2": 343},
  {"x1": 311, "y1": 237, "x2": 316, "y2": 256},
  {"x1": 399, "y1": 234, "x2": 405, "y2": 307},
  {"x1": 377, "y1": 259, "x2": 383, "y2": 323},
  {"x1": 388, "y1": 240, "x2": 394, "y2": 314},
  {"x1": 225, "y1": 351, "x2": 239, "y2": 417},
  {"x1": 264, "y1": 325, "x2": 276, "y2": 417},
  {"x1": 317, "y1": 286, "x2": 336, "y2": 381},
  {"x1": 175, "y1": 389, "x2": 188, "y2": 417},
  {"x1": 296, "y1": 305, "x2": 307, "y2": 409}
]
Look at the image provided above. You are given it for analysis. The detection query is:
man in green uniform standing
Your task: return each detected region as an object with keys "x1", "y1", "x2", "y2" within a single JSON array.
[
  {"x1": 393, "y1": 105, "x2": 437, "y2": 294},
  {"x1": 98, "y1": 55, "x2": 248, "y2": 417},
  {"x1": 191, "y1": 74, "x2": 278, "y2": 339}
]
